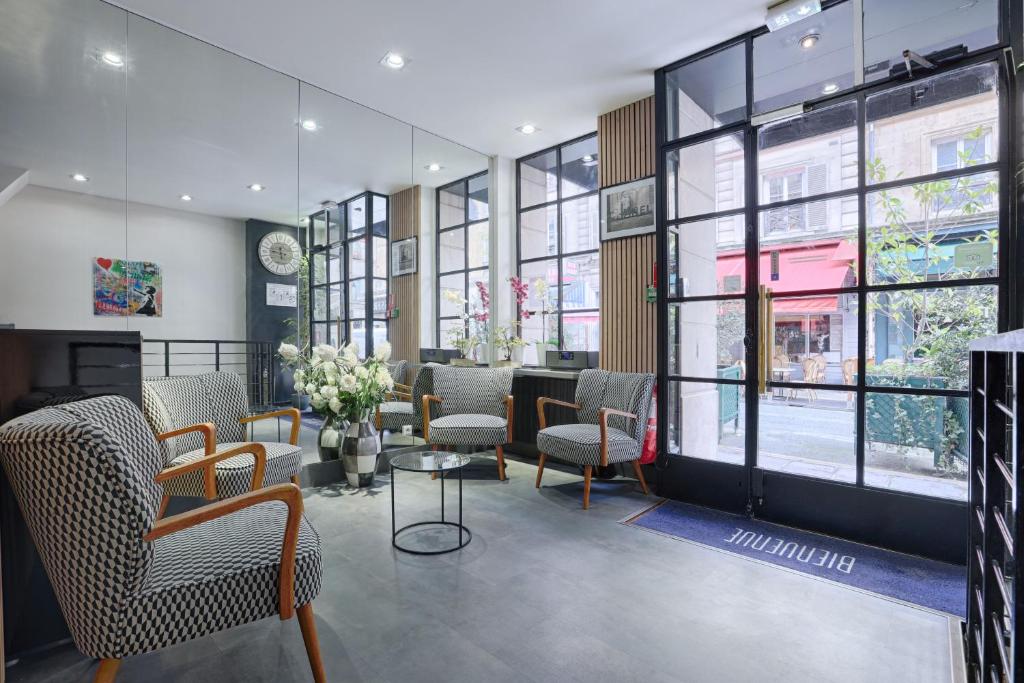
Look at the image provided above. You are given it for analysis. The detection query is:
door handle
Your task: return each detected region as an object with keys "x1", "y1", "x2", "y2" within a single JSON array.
[{"x1": 757, "y1": 285, "x2": 773, "y2": 397}]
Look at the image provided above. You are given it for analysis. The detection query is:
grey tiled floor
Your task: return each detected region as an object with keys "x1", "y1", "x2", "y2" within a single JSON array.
[{"x1": 7, "y1": 451, "x2": 956, "y2": 683}]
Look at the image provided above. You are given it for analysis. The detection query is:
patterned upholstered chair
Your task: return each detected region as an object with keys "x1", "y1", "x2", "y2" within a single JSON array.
[
  {"x1": 142, "y1": 371, "x2": 302, "y2": 513},
  {"x1": 422, "y1": 366, "x2": 514, "y2": 480},
  {"x1": 535, "y1": 369, "x2": 655, "y2": 509},
  {"x1": 0, "y1": 395, "x2": 325, "y2": 683},
  {"x1": 386, "y1": 359, "x2": 409, "y2": 387},
  {"x1": 375, "y1": 363, "x2": 434, "y2": 434}
]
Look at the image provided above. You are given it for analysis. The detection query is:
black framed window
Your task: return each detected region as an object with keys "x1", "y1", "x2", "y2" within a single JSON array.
[
  {"x1": 436, "y1": 171, "x2": 489, "y2": 348},
  {"x1": 309, "y1": 192, "x2": 388, "y2": 357},
  {"x1": 657, "y1": 0, "x2": 1010, "y2": 503},
  {"x1": 516, "y1": 134, "x2": 600, "y2": 365}
]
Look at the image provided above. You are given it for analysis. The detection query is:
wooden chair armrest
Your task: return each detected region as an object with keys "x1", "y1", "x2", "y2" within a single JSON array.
[
  {"x1": 386, "y1": 390, "x2": 412, "y2": 402},
  {"x1": 156, "y1": 442, "x2": 267, "y2": 500},
  {"x1": 536, "y1": 397, "x2": 581, "y2": 430},
  {"x1": 240, "y1": 407, "x2": 302, "y2": 446},
  {"x1": 143, "y1": 482, "x2": 302, "y2": 620},
  {"x1": 504, "y1": 395, "x2": 514, "y2": 444},
  {"x1": 157, "y1": 422, "x2": 216, "y2": 455},
  {"x1": 422, "y1": 395, "x2": 442, "y2": 441},
  {"x1": 393, "y1": 382, "x2": 412, "y2": 393},
  {"x1": 598, "y1": 408, "x2": 638, "y2": 468}
]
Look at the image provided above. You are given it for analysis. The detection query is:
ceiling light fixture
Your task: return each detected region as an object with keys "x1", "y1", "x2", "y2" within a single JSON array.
[
  {"x1": 300, "y1": 119, "x2": 318, "y2": 131},
  {"x1": 582, "y1": 155, "x2": 593, "y2": 162},
  {"x1": 821, "y1": 82, "x2": 839, "y2": 94},
  {"x1": 380, "y1": 52, "x2": 406, "y2": 70},
  {"x1": 799, "y1": 33, "x2": 820, "y2": 49},
  {"x1": 70, "y1": 172, "x2": 89, "y2": 182},
  {"x1": 101, "y1": 51, "x2": 124, "y2": 67},
  {"x1": 247, "y1": 183, "x2": 265, "y2": 192},
  {"x1": 425, "y1": 163, "x2": 442, "y2": 172},
  {"x1": 517, "y1": 123, "x2": 539, "y2": 135},
  {"x1": 766, "y1": 0, "x2": 822, "y2": 31},
  {"x1": 179, "y1": 194, "x2": 192, "y2": 202}
]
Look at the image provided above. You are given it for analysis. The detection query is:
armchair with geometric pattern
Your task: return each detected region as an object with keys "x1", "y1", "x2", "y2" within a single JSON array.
[
  {"x1": 535, "y1": 369, "x2": 655, "y2": 509},
  {"x1": 421, "y1": 365, "x2": 514, "y2": 481},
  {"x1": 142, "y1": 371, "x2": 303, "y2": 515},
  {"x1": 0, "y1": 395, "x2": 325, "y2": 683},
  {"x1": 375, "y1": 362, "x2": 434, "y2": 435}
]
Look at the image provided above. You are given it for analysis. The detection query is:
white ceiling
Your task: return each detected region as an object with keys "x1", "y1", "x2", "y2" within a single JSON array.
[
  {"x1": 106, "y1": 0, "x2": 773, "y2": 159},
  {"x1": 0, "y1": 0, "x2": 490, "y2": 225}
]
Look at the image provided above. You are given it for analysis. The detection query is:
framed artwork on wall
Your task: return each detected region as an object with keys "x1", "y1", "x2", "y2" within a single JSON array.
[
  {"x1": 92, "y1": 257, "x2": 162, "y2": 317},
  {"x1": 600, "y1": 176, "x2": 656, "y2": 241},
  {"x1": 391, "y1": 236, "x2": 417, "y2": 276}
]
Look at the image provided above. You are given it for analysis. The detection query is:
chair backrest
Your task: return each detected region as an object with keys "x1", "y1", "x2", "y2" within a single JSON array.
[
  {"x1": 574, "y1": 369, "x2": 655, "y2": 444},
  {"x1": 386, "y1": 360, "x2": 408, "y2": 386},
  {"x1": 430, "y1": 366, "x2": 514, "y2": 418},
  {"x1": 841, "y1": 356, "x2": 858, "y2": 385},
  {"x1": 142, "y1": 371, "x2": 248, "y2": 462},
  {"x1": 800, "y1": 358, "x2": 818, "y2": 382},
  {"x1": 0, "y1": 395, "x2": 162, "y2": 657},
  {"x1": 410, "y1": 363, "x2": 437, "y2": 423}
]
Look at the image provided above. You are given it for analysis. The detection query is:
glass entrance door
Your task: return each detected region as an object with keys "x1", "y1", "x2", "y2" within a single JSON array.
[{"x1": 662, "y1": 56, "x2": 1005, "y2": 528}]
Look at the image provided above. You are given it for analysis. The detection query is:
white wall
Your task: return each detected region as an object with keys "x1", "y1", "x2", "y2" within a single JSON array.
[{"x1": 0, "y1": 184, "x2": 246, "y2": 340}]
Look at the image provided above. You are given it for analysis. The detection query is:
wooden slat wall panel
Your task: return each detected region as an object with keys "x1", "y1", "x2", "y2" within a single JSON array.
[
  {"x1": 389, "y1": 186, "x2": 420, "y2": 368},
  {"x1": 597, "y1": 96, "x2": 656, "y2": 373}
]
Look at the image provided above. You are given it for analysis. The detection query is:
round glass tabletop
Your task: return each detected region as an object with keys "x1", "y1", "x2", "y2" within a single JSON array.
[{"x1": 389, "y1": 451, "x2": 470, "y2": 473}]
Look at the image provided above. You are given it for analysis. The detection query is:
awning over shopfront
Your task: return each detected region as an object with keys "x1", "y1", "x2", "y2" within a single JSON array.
[{"x1": 716, "y1": 239, "x2": 855, "y2": 313}]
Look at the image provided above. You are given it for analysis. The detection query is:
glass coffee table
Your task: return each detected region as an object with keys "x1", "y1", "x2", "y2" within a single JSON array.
[{"x1": 389, "y1": 451, "x2": 472, "y2": 555}]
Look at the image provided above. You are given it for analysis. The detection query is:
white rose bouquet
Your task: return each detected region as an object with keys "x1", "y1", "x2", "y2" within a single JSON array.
[{"x1": 278, "y1": 340, "x2": 395, "y2": 424}]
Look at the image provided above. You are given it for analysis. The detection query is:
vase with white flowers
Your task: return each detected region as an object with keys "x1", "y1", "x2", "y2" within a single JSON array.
[{"x1": 278, "y1": 340, "x2": 395, "y2": 486}]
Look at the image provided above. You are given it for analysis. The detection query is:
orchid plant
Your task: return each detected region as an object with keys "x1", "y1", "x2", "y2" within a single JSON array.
[
  {"x1": 278, "y1": 341, "x2": 394, "y2": 424},
  {"x1": 493, "y1": 322, "x2": 527, "y2": 361},
  {"x1": 441, "y1": 281, "x2": 491, "y2": 360},
  {"x1": 532, "y1": 277, "x2": 559, "y2": 348}
]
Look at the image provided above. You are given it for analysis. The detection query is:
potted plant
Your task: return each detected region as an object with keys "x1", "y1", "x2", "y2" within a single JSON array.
[
  {"x1": 493, "y1": 322, "x2": 526, "y2": 368},
  {"x1": 530, "y1": 277, "x2": 558, "y2": 366},
  {"x1": 442, "y1": 282, "x2": 490, "y2": 366},
  {"x1": 278, "y1": 340, "x2": 395, "y2": 487}
]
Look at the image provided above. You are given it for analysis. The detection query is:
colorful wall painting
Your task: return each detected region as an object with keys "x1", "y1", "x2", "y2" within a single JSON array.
[{"x1": 92, "y1": 257, "x2": 162, "y2": 317}]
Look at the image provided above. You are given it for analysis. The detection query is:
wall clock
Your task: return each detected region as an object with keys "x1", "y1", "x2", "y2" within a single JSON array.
[{"x1": 258, "y1": 231, "x2": 302, "y2": 276}]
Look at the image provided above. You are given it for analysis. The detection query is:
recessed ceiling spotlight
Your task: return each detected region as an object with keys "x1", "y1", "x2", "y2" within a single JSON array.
[
  {"x1": 179, "y1": 194, "x2": 192, "y2": 202},
  {"x1": 380, "y1": 52, "x2": 406, "y2": 70},
  {"x1": 300, "y1": 119, "x2": 318, "y2": 131},
  {"x1": 425, "y1": 163, "x2": 442, "y2": 172},
  {"x1": 101, "y1": 51, "x2": 124, "y2": 67},
  {"x1": 70, "y1": 172, "x2": 89, "y2": 182},
  {"x1": 247, "y1": 183, "x2": 265, "y2": 192},
  {"x1": 821, "y1": 82, "x2": 839, "y2": 94},
  {"x1": 799, "y1": 33, "x2": 820, "y2": 50},
  {"x1": 582, "y1": 154, "x2": 593, "y2": 162},
  {"x1": 517, "y1": 123, "x2": 539, "y2": 135}
]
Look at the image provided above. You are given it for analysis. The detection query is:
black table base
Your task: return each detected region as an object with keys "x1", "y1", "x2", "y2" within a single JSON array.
[{"x1": 391, "y1": 464, "x2": 471, "y2": 555}]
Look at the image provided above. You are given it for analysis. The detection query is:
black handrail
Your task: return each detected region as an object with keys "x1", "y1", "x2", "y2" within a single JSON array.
[{"x1": 142, "y1": 339, "x2": 277, "y2": 406}]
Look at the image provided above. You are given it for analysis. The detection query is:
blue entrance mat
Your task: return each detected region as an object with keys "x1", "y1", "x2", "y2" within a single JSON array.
[{"x1": 626, "y1": 500, "x2": 966, "y2": 617}]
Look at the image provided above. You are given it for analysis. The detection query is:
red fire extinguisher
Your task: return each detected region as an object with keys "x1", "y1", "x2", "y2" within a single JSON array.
[{"x1": 640, "y1": 385, "x2": 657, "y2": 465}]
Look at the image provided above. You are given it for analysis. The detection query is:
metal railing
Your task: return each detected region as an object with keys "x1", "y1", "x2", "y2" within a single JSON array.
[{"x1": 142, "y1": 339, "x2": 277, "y2": 407}]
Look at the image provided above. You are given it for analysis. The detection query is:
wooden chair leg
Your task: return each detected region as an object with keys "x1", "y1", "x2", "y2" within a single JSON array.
[
  {"x1": 94, "y1": 658, "x2": 121, "y2": 683},
  {"x1": 631, "y1": 460, "x2": 650, "y2": 496},
  {"x1": 157, "y1": 495, "x2": 170, "y2": 520},
  {"x1": 297, "y1": 603, "x2": 326, "y2": 683},
  {"x1": 582, "y1": 465, "x2": 592, "y2": 510},
  {"x1": 291, "y1": 474, "x2": 301, "y2": 487},
  {"x1": 535, "y1": 453, "x2": 547, "y2": 488},
  {"x1": 496, "y1": 445, "x2": 507, "y2": 481}
]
